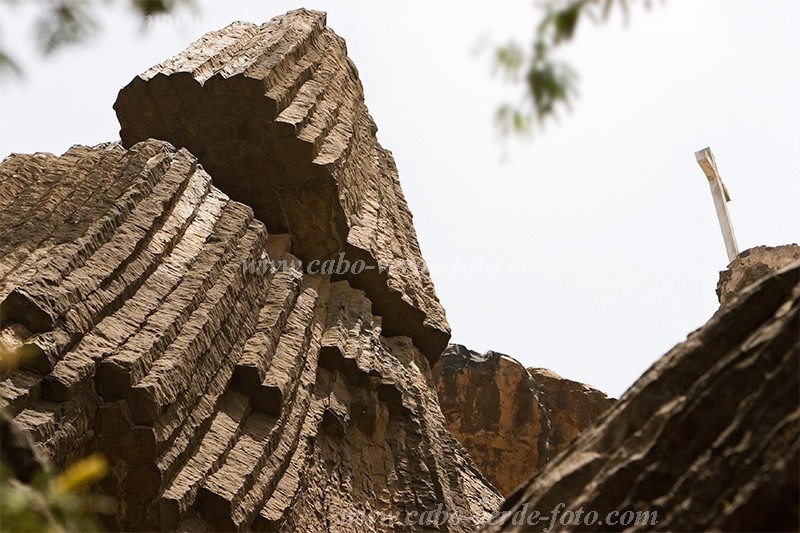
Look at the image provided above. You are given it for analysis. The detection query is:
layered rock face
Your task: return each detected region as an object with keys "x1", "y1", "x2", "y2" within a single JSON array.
[
  {"x1": 114, "y1": 9, "x2": 448, "y2": 364},
  {"x1": 0, "y1": 11, "x2": 502, "y2": 531},
  {"x1": 485, "y1": 260, "x2": 800, "y2": 532},
  {"x1": 717, "y1": 244, "x2": 800, "y2": 304},
  {"x1": 433, "y1": 345, "x2": 614, "y2": 496}
]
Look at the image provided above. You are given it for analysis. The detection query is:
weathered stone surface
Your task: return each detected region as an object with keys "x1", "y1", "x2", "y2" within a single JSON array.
[
  {"x1": 0, "y1": 140, "x2": 500, "y2": 531},
  {"x1": 485, "y1": 260, "x2": 800, "y2": 532},
  {"x1": 114, "y1": 8, "x2": 449, "y2": 364},
  {"x1": 433, "y1": 345, "x2": 614, "y2": 496},
  {"x1": 527, "y1": 367, "x2": 615, "y2": 465},
  {"x1": 717, "y1": 243, "x2": 800, "y2": 305}
]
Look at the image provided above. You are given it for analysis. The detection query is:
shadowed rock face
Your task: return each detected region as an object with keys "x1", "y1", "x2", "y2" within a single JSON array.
[
  {"x1": 433, "y1": 345, "x2": 614, "y2": 496},
  {"x1": 114, "y1": 9, "x2": 449, "y2": 364},
  {"x1": 484, "y1": 260, "x2": 800, "y2": 532},
  {"x1": 0, "y1": 139, "x2": 500, "y2": 531}
]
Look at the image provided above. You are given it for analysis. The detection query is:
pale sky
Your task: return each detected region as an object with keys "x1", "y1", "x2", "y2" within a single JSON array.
[{"x1": 1, "y1": 1, "x2": 798, "y2": 398}]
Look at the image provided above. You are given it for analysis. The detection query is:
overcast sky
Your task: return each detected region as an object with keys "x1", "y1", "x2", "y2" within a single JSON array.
[{"x1": 1, "y1": 1, "x2": 798, "y2": 398}]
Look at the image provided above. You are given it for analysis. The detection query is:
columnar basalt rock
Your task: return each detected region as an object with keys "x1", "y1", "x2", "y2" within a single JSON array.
[
  {"x1": 484, "y1": 260, "x2": 800, "y2": 532},
  {"x1": 113, "y1": 9, "x2": 449, "y2": 364},
  {"x1": 6, "y1": 6, "x2": 794, "y2": 532},
  {"x1": 0, "y1": 10, "x2": 503, "y2": 529},
  {"x1": 0, "y1": 140, "x2": 500, "y2": 531},
  {"x1": 432, "y1": 345, "x2": 614, "y2": 496}
]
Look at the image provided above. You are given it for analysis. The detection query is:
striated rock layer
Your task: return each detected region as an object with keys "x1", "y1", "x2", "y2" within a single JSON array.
[
  {"x1": 485, "y1": 260, "x2": 800, "y2": 532},
  {"x1": 433, "y1": 345, "x2": 614, "y2": 496},
  {"x1": 114, "y1": 9, "x2": 449, "y2": 364},
  {"x1": 0, "y1": 141, "x2": 499, "y2": 528}
]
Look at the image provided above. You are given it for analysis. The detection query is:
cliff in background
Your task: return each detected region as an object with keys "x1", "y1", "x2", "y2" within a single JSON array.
[{"x1": 433, "y1": 345, "x2": 614, "y2": 495}]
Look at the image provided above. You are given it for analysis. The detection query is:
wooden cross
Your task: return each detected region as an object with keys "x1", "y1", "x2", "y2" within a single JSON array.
[{"x1": 695, "y1": 147, "x2": 739, "y2": 263}]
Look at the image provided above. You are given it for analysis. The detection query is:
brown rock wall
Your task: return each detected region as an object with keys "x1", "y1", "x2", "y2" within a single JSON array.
[{"x1": 433, "y1": 345, "x2": 614, "y2": 496}]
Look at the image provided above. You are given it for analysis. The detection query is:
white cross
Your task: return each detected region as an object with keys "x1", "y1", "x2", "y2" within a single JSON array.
[{"x1": 695, "y1": 147, "x2": 739, "y2": 263}]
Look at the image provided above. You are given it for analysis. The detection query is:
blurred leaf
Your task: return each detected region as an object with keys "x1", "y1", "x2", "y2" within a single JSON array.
[
  {"x1": 495, "y1": 103, "x2": 533, "y2": 137},
  {"x1": 494, "y1": 42, "x2": 525, "y2": 80},
  {"x1": 36, "y1": 0, "x2": 98, "y2": 55},
  {"x1": 2, "y1": 455, "x2": 113, "y2": 531},
  {"x1": 493, "y1": 0, "x2": 650, "y2": 137},
  {"x1": 0, "y1": 47, "x2": 22, "y2": 78},
  {"x1": 131, "y1": 0, "x2": 197, "y2": 18},
  {"x1": 603, "y1": 0, "x2": 615, "y2": 19},
  {"x1": 53, "y1": 453, "x2": 108, "y2": 494},
  {"x1": 528, "y1": 59, "x2": 577, "y2": 117},
  {"x1": 551, "y1": 1, "x2": 582, "y2": 43},
  {"x1": 132, "y1": 0, "x2": 171, "y2": 16},
  {"x1": 0, "y1": 0, "x2": 194, "y2": 79}
]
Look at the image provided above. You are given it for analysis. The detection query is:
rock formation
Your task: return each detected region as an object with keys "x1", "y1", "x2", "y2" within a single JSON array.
[
  {"x1": 0, "y1": 10, "x2": 501, "y2": 531},
  {"x1": 433, "y1": 345, "x2": 614, "y2": 496},
  {"x1": 114, "y1": 9, "x2": 448, "y2": 364},
  {"x1": 4, "y1": 6, "x2": 797, "y2": 532},
  {"x1": 717, "y1": 243, "x2": 800, "y2": 305},
  {"x1": 484, "y1": 258, "x2": 800, "y2": 532},
  {"x1": 527, "y1": 367, "x2": 614, "y2": 463}
]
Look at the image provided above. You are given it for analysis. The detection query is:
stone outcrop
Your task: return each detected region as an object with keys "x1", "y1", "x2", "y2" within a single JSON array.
[
  {"x1": 432, "y1": 345, "x2": 614, "y2": 496},
  {"x1": 527, "y1": 367, "x2": 615, "y2": 461},
  {"x1": 485, "y1": 259, "x2": 800, "y2": 532},
  {"x1": 717, "y1": 243, "x2": 800, "y2": 305},
  {"x1": 113, "y1": 9, "x2": 449, "y2": 364},
  {"x1": 0, "y1": 10, "x2": 502, "y2": 530}
]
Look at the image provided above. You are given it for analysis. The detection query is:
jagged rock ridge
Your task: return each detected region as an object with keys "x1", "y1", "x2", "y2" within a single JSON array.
[
  {"x1": 0, "y1": 10, "x2": 502, "y2": 530},
  {"x1": 433, "y1": 345, "x2": 614, "y2": 496},
  {"x1": 484, "y1": 259, "x2": 800, "y2": 532},
  {"x1": 114, "y1": 9, "x2": 449, "y2": 364}
]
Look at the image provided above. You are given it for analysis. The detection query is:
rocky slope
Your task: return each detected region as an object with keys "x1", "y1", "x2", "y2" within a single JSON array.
[
  {"x1": 0, "y1": 10, "x2": 501, "y2": 531},
  {"x1": 485, "y1": 257, "x2": 800, "y2": 532},
  {"x1": 433, "y1": 345, "x2": 614, "y2": 495}
]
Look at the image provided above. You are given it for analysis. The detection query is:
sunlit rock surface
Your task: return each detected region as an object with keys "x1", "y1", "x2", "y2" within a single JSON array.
[{"x1": 433, "y1": 345, "x2": 614, "y2": 495}]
